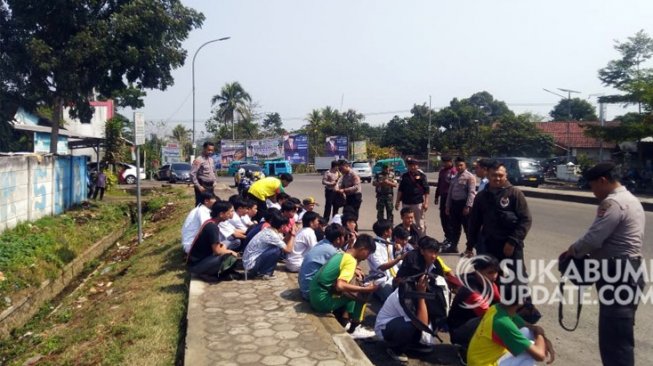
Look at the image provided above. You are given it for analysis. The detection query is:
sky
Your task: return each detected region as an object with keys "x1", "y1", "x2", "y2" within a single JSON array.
[{"x1": 125, "y1": 0, "x2": 653, "y2": 137}]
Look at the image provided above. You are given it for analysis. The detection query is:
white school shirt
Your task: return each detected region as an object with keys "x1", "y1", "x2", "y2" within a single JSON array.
[
  {"x1": 367, "y1": 237, "x2": 399, "y2": 286},
  {"x1": 181, "y1": 204, "x2": 212, "y2": 253},
  {"x1": 229, "y1": 211, "x2": 248, "y2": 231},
  {"x1": 285, "y1": 227, "x2": 317, "y2": 272}
]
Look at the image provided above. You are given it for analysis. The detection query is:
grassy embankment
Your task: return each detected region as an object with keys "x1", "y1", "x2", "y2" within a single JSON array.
[{"x1": 0, "y1": 187, "x2": 194, "y2": 365}]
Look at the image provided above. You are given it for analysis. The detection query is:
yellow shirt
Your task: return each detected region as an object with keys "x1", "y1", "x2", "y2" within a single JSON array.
[{"x1": 248, "y1": 177, "x2": 282, "y2": 201}]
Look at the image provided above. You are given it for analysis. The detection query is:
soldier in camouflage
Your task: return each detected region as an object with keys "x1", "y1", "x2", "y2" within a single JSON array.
[{"x1": 373, "y1": 164, "x2": 398, "y2": 223}]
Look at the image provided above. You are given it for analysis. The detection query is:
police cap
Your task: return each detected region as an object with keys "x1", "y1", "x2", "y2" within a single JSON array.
[{"x1": 582, "y1": 162, "x2": 617, "y2": 182}]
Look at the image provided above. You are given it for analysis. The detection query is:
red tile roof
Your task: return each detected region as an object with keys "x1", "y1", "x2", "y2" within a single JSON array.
[{"x1": 535, "y1": 121, "x2": 618, "y2": 149}]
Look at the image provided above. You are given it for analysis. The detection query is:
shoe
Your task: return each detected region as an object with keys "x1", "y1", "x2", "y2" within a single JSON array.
[
  {"x1": 441, "y1": 244, "x2": 459, "y2": 254},
  {"x1": 343, "y1": 322, "x2": 351, "y2": 332},
  {"x1": 386, "y1": 348, "x2": 408, "y2": 363},
  {"x1": 348, "y1": 326, "x2": 376, "y2": 339},
  {"x1": 259, "y1": 274, "x2": 276, "y2": 281}
]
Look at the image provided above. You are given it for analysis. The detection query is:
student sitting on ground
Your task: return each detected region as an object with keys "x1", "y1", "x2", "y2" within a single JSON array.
[
  {"x1": 447, "y1": 255, "x2": 501, "y2": 357},
  {"x1": 298, "y1": 223, "x2": 347, "y2": 300},
  {"x1": 374, "y1": 274, "x2": 442, "y2": 362},
  {"x1": 467, "y1": 280, "x2": 555, "y2": 366},
  {"x1": 367, "y1": 220, "x2": 407, "y2": 302},
  {"x1": 279, "y1": 200, "x2": 299, "y2": 234},
  {"x1": 227, "y1": 195, "x2": 250, "y2": 231},
  {"x1": 186, "y1": 201, "x2": 239, "y2": 280},
  {"x1": 396, "y1": 236, "x2": 461, "y2": 290},
  {"x1": 309, "y1": 234, "x2": 378, "y2": 339},
  {"x1": 286, "y1": 211, "x2": 320, "y2": 272},
  {"x1": 298, "y1": 196, "x2": 319, "y2": 221},
  {"x1": 315, "y1": 216, "x2": 328, "y2": 241},
  {"x1": 392, "y1": 225, "x2": 413, "y2": 259},
  {"x1": 217, "y1": 195, "x2": 248, "y2": 250},
  {"x1": 240, "y1": 199, "x2": 257, "y2": 228},
  {"x1": 181, "y1": 191, "x2": 217, "y2": 254},
  {"x1": 394, "y1": 207, "x2": 423, "y2": 249},
  {"x1": 242, "y1": 211, "x2": 296, "y2": 280},
  {"x1": 266, "y1": 192, "x2": 289, "y2": 210}
]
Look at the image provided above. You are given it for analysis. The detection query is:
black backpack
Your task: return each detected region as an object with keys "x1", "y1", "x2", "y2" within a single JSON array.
[{"x1": 398, "y1": 272, "x2": 448, "y2": 335}]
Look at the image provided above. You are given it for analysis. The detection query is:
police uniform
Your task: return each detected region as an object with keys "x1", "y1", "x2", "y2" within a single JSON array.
[
  {"x1": 374, "y1": 170, "x2": 396, "y2": 223},
  {"x1": 570, "y1": 163, "x2": 645, "y2": 366},
  {"x1": 190, "y1": 155, "x2": 217, "y2": 205}
]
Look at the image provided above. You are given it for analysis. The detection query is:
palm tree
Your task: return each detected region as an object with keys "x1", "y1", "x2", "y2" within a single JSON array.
[
  {"x1": 210, "y1": 82, "x2": 252, "y2": 140},
  {"x1": 171, "y1": 124, "x2": 191, "y2": 159}
]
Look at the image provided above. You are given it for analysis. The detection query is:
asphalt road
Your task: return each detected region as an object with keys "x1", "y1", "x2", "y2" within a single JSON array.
[{"x1": 213, "y1": 174, "x2": 653, "y2": 365}]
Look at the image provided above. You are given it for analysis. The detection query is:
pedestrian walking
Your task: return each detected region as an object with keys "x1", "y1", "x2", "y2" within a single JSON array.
[
  {"x1": 334, "y1": 160, "x2": 362, "y2": 218},
  {"x1": 434, "y1": 156, "x2": 456, "y2": 246},
  {"x1": 395, "y1": 158, "x2": 429, "y2": 234},
  {"x1": 444, "y1": 157, "x2": 476, "y2": 253},
  {"x1": 322, "y1": 160, "x2": 341, "y2": 218},
  {"x1": 93, "y1": 170, "x2": 106, "y2": 201},
  {"x1": 564, "y1": 162, "x2": 645, "y2": 366},
  {"x1": 467, "y1": 161, "x2": 532, "y2": 270},
  {"x1": 373, "y1": 163, "x2": 397, "y2": 223},
  {"x1": 190, "y1": 142, "x2": 217, "y2": 206}
]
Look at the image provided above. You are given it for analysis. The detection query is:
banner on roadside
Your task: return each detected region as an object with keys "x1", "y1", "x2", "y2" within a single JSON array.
[
  {"x1": 220, "y1": 140, "x2": 247, "y2": 166},
  {"x1": 352, "y1": 140, "x2": 367, "y2": 161},
  {"x1": 325, "y1": 135, "x2": 348, "y2": 160},
  {"x1": 247, "y1": 138, "x2": 284, "y2": 162},
  {"x1": 284, "y1": 134, "x2": 309, "y2": 164}
]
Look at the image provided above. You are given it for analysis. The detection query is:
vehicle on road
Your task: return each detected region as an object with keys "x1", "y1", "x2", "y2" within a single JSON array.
[
  {"x1": 352, "y1": 161, "x2": 372, "y2": 183},
  {"x1": 494, "y1": 157, "x2": 544, "y2": 187},
  {"x1": 263, "y1": 159, "x2": 292, "y2": 177},
  {"x1": 118, "y1": 162, "x2": 146, "y2": 184},
  {"x1": 372, "y1": 158, "x2": 408, "y2": 177},
  {"x1": 227, "y1": 160, "x2": 247, "y2": 176},
  {"x1": 156, "y1": 163, "x2": 192, "y2": 183},
  {"x1": 234, "y1": 163, "x2": 265, "y2": 186},
  {"x1": 315, "y1": 156, "x2": 337, "y2": 172}
]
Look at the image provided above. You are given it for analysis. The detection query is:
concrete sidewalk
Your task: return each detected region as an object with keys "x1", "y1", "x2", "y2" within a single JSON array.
[{"x1": 185, "y1": 269, "x2": 373, "y2": 366}]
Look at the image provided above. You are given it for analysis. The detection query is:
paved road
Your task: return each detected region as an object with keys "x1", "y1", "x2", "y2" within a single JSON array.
[{"x1": 214, "y1": 174, "x2": 653, "y2": 365}]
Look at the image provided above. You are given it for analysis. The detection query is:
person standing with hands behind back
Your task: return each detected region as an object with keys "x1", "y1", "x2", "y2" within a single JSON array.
[
  {"x1": 322, "y1": 160, "x2": 341, "y2": 219},
  {"x1": 373, "y1": 163, "x2": 398, "y2": 223},
  {"x1": 444, "y1": 157, "x2": 476, "y2": 254},
  {"x1": 190, "y1": 142, "x2": 217, "y2": 206}
]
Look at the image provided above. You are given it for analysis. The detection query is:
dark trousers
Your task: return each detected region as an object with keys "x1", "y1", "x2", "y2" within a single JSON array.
[
  {"x1": 486, "y1": 237, "x2": 526, "y2": 277},
  {"x1": 376, "y1": 195, "x2": 393, "y2": 223},
  {"x1": 188, "y1": 254, "x2": 226, "y2": 277},
  {"x1": 439, "y1": 195, "x2": 453, "y2": 241},
  {"x1": 249, "y1": 245, "x2": 282, "y2": 276},
  {"x1": 382, "y1": 317, "x2": 421, "y2": 352},
  {"x1": 450, "y1": 317, "x2": 481, "y2": 350},
  {"x1": 248, "y1": 193, "x2": 267, "y2": 223},
  {"x1": 597, "y1": 258, "x2": 643, "y2": 366},
  {"x1": 194, "y1": 183, "x2": 214, "y2": 206},
  {"x1": 324, "y1": 189, "x2": 338, "y2": 218},
  {"x1": 449, "y1": 199, "x2": 469, "y2": 247},
  {"x1": 93, "y1": 187, "x2": 105, "y2": 200},
  {"x1": 345, "y1": 193, "x2": 362, "y2": 218}
]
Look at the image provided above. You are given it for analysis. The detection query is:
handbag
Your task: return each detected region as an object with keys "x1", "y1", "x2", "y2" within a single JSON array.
[{"x1": 557, "y1": 252, "x2": 596, "y2": 331}]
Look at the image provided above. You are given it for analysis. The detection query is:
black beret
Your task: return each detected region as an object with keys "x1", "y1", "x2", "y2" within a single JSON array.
[
  {"x1": 583, "y1": 162, "x2": 616, "y2": 181},
  {"x1": 441, "y1": 155, "x2": 452, "y2": 162},
  {"x1": 406, "y1": 158, "x2": 418, "y2": 165}
]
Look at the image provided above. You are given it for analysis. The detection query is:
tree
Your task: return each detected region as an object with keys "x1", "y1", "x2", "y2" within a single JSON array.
[
  {"x1": 549, "y1": 98, "x2": 598, "y2": 121},
  {"x1": 171, "y1": 124, "x2": 192, "y2": 160},
  {"x1": 207, "y1": 82, "x2": 252, "y2": 140},
  {"x1": 0, "y1": 0, "x2": 204, "y2": 153},
  {"x1": 261, "y1": 112, "x2": 285, "y2": 137},
  {"x1": 104, "y1": 115, "x2": 130, "y2": 166},
  {"x1": 477, "y1": 115, "x2": 554, "y2": 157}
]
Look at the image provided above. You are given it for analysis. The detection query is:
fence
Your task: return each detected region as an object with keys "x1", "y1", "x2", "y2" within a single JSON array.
[{"x1": 0, "y1": 155, "x2": 88, "y2": 233}]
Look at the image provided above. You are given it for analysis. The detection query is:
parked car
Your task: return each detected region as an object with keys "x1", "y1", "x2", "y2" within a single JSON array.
[
  {"x1": 118, "y1": 163, "x2": 146, "y2": 184},
  {"x1": 157, "y1": 163, "x2": 192, "y2": 183},
  {"x1": 372, "y1": 158, "x2": 408, "y2": 177},
  {"x1": 494, "y1": 157, "x2": 544, "y2": 187},
  {"x1": 263, "y1": 160, "x2": 293, "y2": 177},
  {"x1": 352, "y1": 161, "x2": 372, "y2": 183},
  {"x1": 227, "y1": 160, "x2": 246, "y2": 176},
  {"x1": 234, "y1": 163, "x2": 265, "y2": 185}
]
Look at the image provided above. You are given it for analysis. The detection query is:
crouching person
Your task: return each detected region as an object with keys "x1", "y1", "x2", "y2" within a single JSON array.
[
  {"x1": 467, "y1": 280, "x2": 555, "y2": 366},
  {"x1": 186, "y1": 201, "x2": 239, "y2": 281},
  {"x1": 374, "y1": 274, "x2": 441, "y2": 362},
  {"x1": 242, "y1": 211, "x2": 296, "y2": 280},
  {"x1": 309, "y1": 234, "x2": 378, "y2": 339}
]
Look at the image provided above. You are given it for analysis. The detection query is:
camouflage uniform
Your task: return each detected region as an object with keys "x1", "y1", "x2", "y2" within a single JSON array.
[{"x1": 374, "y1": 170, "x2": 396, "y2": 223}]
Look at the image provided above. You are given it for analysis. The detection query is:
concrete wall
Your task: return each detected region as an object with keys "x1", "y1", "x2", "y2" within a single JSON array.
[{"x1": 0, "y1": 155, "x2": 87, "y2": 233}]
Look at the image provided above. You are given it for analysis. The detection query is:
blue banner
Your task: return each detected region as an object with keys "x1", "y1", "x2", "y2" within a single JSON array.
[
  {"x1": 284, "y1": 134, "x2": 309, "y2": 164},
  {"x1": 325, "y1": 135, "x2": 348, "y2": 160}
]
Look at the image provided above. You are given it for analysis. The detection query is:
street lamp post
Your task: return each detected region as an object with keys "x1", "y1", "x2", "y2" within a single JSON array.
[
  {"x1": 543, "y1": 87, "x2": 580, "y2": 161},
  {"x1": 192, "y1": 36, "x2": 231, "y2": 157}
]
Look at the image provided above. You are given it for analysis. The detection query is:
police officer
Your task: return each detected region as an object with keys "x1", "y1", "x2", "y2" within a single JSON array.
[
  {"x1": 444, "y1": 157, "x2": 477, "y2": 253},
  {"x1": 565, "y1": 162, "x2": 645, "y2": 366},
  {"x1": 396, "y1": 158, "x2": 430, "y2": 234},
  {"x1": 373, "y1": 163, "x2": 397, "y2": 223},
  {"x1": 190, "y1": 142, "x2": 217, "y2": 206}
]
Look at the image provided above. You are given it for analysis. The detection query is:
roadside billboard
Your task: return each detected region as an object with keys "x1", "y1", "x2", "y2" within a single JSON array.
[
  {"x1": 325, "y1": 135, "x2": 348, "y2": 160},
  {"x1": 352, "y1": 140, "x2": 367, "y2": 161},
  {"x1": 162, "y1": 143, "x2": 181, "y2": 164},
  {"x1": 220, "y1": 140, "x2": 247, "y2": 166},
  {"x1": 284, "y1": 134, "x2": 309, "y2": 164},
  {"x1": 247, "y1": 138, "x2": 284, "y2": 162}
]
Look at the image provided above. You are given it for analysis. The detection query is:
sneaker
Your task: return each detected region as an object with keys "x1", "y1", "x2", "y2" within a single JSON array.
[
  {"x1": 406, "y1": 343, "x2": 434, "y2": 354},
  {"x1": 348, "y1": 326, "x2": 376, "y2": 339},
  {"x1": 441, "y1": 244, "x2": 459, "y2": 254},
  {"x1": 259, "y1": 274, "x2": 276, "y2": 281},
  {"x1": 386, "y1": 348, "x2": 408, "y2": 363}
]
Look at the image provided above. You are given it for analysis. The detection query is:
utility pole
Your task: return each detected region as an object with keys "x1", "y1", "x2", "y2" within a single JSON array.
[{"x1": 427, "y1": 95, "x2": 432, "y2": 172}]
